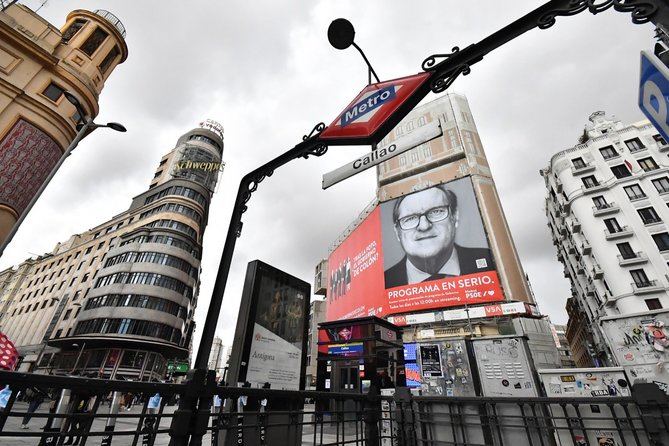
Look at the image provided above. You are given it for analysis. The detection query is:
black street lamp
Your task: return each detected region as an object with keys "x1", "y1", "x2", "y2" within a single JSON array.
[{"x1": 0, "y1": 92, "x2": 126, "y2": 258}]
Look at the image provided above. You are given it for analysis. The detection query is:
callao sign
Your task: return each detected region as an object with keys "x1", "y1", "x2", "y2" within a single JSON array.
[{"x1": 320, "y1": 72, "x2": 430, "y2": 141}]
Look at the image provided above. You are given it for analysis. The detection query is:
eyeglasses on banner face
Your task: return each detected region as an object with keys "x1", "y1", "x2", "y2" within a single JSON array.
[{"x1": 396, "y1": 206, "x2": 450, "y2": 230}]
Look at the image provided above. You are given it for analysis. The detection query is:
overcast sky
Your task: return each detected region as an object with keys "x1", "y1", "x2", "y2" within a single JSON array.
[{"x1": 0, "y1": 1, "x2": 655, "y2": 352}]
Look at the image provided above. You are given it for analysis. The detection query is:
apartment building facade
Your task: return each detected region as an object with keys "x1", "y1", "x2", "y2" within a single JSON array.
[
  {"x1": 0, "y1": 4, "x2": 127, "y2": 245},
  {"x1": 0, "y1": 122, "x2": 223, "y2": 378},
  {"x1": 541, "y1": 111, "x2": 669, "y2": 366}
]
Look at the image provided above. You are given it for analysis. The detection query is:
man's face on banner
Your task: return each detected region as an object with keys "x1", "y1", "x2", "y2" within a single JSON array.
[{"x1": 394, "y1": 187, "x2": 457, "y2": 263}]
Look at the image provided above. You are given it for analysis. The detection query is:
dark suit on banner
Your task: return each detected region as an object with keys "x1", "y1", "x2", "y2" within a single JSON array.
[{"x1": 384, "y1": 244, "x2": 494, "y2": 289}]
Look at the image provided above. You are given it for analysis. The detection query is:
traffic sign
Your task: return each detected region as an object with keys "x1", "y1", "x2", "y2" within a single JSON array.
[
  {"x1": 639, "y1": 50, "x2": 669, "y2": 143},
  {"x1": 320, "y1": 72, "x2": 431, "y2": 143},
  {"x1": 322, "y1": 119, "x2": 442, "y2": 189}
]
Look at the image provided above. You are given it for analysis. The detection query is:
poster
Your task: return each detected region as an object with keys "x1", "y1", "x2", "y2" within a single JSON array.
[
  {"x1": 600, "y1": 310, "x2": 669, "y2": 394},
  {"x1": 326, "y1": 176, "x2": 504, "y2": 321},
  {"x1": 228, "y1": 261, "x2": 310, "y2": 392},
  {"x1": 419, "y1": 345, "x2": 443, "y2": 378}
]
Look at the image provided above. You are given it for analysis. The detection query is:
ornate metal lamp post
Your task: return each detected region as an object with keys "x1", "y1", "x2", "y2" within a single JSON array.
[{"x1": 171, "y1": 2, "x2": 667, "y2": 444}]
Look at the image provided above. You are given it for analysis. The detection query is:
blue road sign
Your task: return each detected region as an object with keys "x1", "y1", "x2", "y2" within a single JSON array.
[{"x1": 639, "y1": 50, "x2": 669, "y2": 142}]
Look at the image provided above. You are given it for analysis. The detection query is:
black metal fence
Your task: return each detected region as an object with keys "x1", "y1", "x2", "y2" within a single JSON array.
[{"x1": 1, "y1": 371, "x2": 667, "y2": 446}]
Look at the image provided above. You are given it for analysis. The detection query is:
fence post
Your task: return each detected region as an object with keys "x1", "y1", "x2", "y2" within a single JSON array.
[
  {"x1": 631, "y1": 382, "x2": 669, "y2": 445},
  {"x1": 168, "y1": 369, "x2": 207, "y2": 446},
  {"x1": 363, "y1": 386, "x2": 381, "y2": 446},
  {"x1": 393, "y1": 387, "x2": 415, "y2": 446}
]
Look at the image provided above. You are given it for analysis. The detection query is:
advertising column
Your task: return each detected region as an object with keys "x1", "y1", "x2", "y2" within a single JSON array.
[{"x1": 225, "y1": 260, "x2": 311, "y2": 446}]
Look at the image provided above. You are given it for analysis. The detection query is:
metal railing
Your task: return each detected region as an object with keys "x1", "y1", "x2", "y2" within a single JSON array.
[
  {"x1": 93, "y1": 10, "x2": 127, "y2": 38},
  {"x1": 0, "y1": 371, "x2": 668, "y2": 445}
]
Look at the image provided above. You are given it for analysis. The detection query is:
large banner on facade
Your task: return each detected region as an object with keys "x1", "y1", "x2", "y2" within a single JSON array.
[{"x1": 326, "y1": 176, "x2": 504, "y2": 320}]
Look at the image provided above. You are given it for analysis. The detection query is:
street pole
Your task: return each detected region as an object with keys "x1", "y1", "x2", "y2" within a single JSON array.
[
  {"x1": 71, "y1": 342, "x2": 86, "y2": 374},
  {"x1": 0, "y1": 92, "x2": 126, "y2": 258}
]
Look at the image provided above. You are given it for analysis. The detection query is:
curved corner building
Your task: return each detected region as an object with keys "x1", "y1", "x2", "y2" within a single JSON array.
[{"x1": 0, "y1": 121, "x2": 223, "y2": 379}]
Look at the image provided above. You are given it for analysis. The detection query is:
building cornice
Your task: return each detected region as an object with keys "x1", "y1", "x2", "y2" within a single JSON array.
[
  {"x1": 0, "y1": 19, "x2": 58, "y2": 67},
  {"x1": 545, "y1": 122, "x2": 655, "y2": 172}
]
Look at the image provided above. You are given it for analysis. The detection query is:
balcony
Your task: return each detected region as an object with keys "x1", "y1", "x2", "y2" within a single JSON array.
[
  {"x1": 580, "y1": 241, "x2": 592, "y2": 254},
  {"x1": 628, "y1": 145, "x2": 648, "y2": 154},
  {"x1": 571, "y1": 163, "x2": 596, "y2": 175},
  {"x1": 604, "y1": 226, "x2": 633, "y2": 240},
  {"x1": 576, "y1": 264, "x2": 585, "y2": 275},
  {"x1": 658, "y1": 143, "x2": 669, "y2": 152},
  {"x1": 592, "y1": 202, "x2": 620, "y2": 216},
  {"x1": 591, "y1": 264, "x2": 604, "y2": 279},
  {"x1": 570, "y1": 219, "x2": 582, "y2": 233},
  {"x1": 581, "y1": 183, "x2": 608, "y2": 195},
  {"x1": 631, "y1": 280, "x2": 664, "y2": 295},
  {"x1": 617, "y1": 251, "x2": 648, "y2": 266}
]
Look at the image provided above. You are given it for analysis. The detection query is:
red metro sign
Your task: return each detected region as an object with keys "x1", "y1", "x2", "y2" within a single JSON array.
[{"x1": 320, "y1": 72, "x2": 430, "y2": 142}]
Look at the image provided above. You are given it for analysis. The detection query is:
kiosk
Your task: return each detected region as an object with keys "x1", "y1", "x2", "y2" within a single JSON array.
[{"x1": 316, "y1": 316, "x2": 405, "y2": 397}]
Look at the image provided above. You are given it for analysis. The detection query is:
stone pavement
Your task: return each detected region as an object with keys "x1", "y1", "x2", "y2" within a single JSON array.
[{"x1": 1, "y1": 402, "x2": 360, "y2": 445}]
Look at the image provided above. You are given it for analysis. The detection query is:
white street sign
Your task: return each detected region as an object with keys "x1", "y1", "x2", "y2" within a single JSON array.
[{"x1": 322, "y1": 119, "x2": 442, "y2": 189}]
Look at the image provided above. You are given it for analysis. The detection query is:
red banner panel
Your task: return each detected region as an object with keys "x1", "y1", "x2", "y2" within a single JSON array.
[
  {"x1": 326, "y1": 177, "x2": 504, "y2": 321},
  {"x1": 0, "y1": 119, "x2": 61, "y2": 215}
]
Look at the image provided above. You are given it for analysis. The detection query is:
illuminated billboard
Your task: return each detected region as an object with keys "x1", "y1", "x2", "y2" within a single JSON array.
[
  {"x1": 326, "y1": 176, "x2": 504, "y2": 321},
  {"x1": 227, "y1": 261, "x2": 310, "y2": 391}
]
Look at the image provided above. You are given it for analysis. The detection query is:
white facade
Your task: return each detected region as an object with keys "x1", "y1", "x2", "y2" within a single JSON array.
[{"x1": 542, "y1": 111, "x2": 669, "y2": 365}]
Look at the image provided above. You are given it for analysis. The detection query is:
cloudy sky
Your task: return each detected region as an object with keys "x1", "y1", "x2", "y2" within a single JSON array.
[{"x1": 0, "y1": 1, "x2": 655, "y2": 352}]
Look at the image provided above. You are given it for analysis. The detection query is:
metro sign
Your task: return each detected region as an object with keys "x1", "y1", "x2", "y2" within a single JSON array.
[{"x1": 320, "y1": 72, "x2": 431, "y2": 142}]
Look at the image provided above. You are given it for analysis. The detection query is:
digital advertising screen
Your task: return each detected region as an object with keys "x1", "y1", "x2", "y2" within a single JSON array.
[{"x1": 326, "y1": 176, "x2": 504, "y2": 321}]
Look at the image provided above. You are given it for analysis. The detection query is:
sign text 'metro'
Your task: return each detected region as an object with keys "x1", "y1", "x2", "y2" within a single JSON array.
[{"x1": 341, "y1": 86, "x2": 396, "y2": 127}]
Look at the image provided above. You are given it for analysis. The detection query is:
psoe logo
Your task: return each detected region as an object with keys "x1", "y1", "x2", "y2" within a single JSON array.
[{"x1": 341, "y1": 85, "x2": 397, "y2": 127}]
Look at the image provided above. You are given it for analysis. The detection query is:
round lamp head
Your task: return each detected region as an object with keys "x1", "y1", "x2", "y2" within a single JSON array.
[
  {"x1": 328, "y1": 18, "x2": 355, "y2": 50},
  {"x1": 106, "y1": 122, "x2": 127, "y2": 132}
]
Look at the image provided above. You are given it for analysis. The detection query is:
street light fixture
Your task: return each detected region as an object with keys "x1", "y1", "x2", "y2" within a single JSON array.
[
  {"x1": 328, "y1": 18, "x2": 380, "y2": 85},
  {"x1": 0, "y1": 91, "x2": 126, "y2": 258}
]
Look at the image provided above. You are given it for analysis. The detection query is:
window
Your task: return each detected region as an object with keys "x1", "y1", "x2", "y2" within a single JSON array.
[
  {"x1": 80, "y1": 27, "x2": 109, "y2": 56},
  {"x1": 98, "y1": 46, "x2": 120, "y2": 74},
  {"x1": 631, "y1": 269, "x2": 651, "y2": 287},
  {"x1": 85, "y1": 247, "x2": 92, "y2": 255},
  {"x1": 604, "y1": 218, "x2": 622, "y2": 233},
  {"x1": 63, "y1": 309, "x2": 72, "y2": 320},
  {"x1": 654, "y1": 134, "x2": 667, "y2": 146},
  {"x1": 611, "y1": 164, "x2": 632, "y2": 179},
  {"x1": 646, "y1": 298, "x2": 663, "y2": 310},
  {"x1": 638, "y1": 207, "x2": 662, "y2": 224},
  {"x1": 638, "y1": 157, "x2": 659, "y2": 172},
  {"x1": 54, "y1": 329, "x2": 62, "y2": 338},
  {"x1": 623, "y1": 184, "x2": 646, "y2": 200},
  {"x1": 98, "y1": 242, "x2": 104, "y2": 250},
  {"x1": 90, "y1": 256, "x2": 97, "y2": 266},
  {"x1": 61, "y1": 18, "x2": 87, "y2": 43},
  {"x1": 572, "y1": 157, "x2": 586, "y2": 169},
  {"x1": 82, "y1": 273, "x2": 89, "y2": 282},
  {"x1": 77, "y1": 262, "x2": 84, "y2": 271},
  {"x1": 40, "y1": 301, "x2": 47, "y2": 309},
  {"x1": 653, "y1": 177, "x2": 669, "y2": 194},
  {"x1": 625, "y1": 138, "x2": 645, "y2": 152},
  {"x1": 42, "y1": 83, "x2": 64, "y2": 102},
  {"x1": 652, "y1": 232, "x2": 669, "y2": 251},
  {"x1": 582, "y1": 175, "x2": 599, "y2": 188},
  {"x1": 599, "y1": 146, "x2": 618, "y2": 160},
  {"x1": 617, "y1": 242, "x2": 636, "y2": 259}
]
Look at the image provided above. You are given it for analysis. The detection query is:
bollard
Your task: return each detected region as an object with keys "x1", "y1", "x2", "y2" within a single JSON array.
[
  {"x1": 100, "y1": 392, "x2": 122, "y2": 446},
  {"x1": 40, "y1": 388, "x2": 70, "y2": 446}
]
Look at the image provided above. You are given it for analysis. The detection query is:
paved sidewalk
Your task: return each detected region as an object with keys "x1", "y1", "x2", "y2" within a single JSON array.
[{"x1": 1, "y1": 402, "x2": 362, "y2": 445}]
